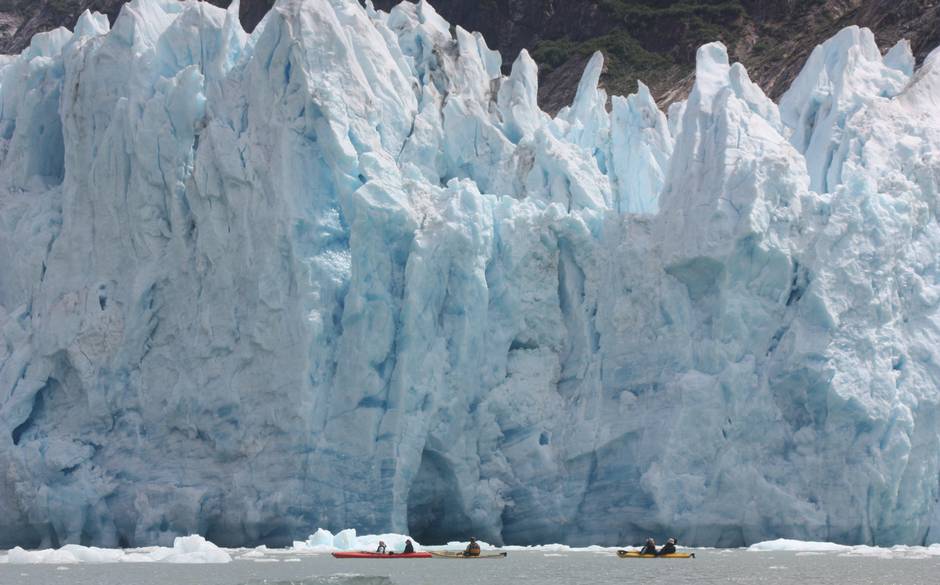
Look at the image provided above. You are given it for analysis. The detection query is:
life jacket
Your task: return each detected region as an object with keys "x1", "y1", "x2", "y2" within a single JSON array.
[{"x1": 466, "y1": 542, "x2": 481, "y2": 556}]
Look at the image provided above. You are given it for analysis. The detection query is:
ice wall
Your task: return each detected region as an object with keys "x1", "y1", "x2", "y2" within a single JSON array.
[{"x1": 0, "y1": 0, "x2": 938, "y2": 549}]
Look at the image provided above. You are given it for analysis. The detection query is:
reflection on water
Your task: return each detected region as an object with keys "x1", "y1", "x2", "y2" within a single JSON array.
[{"x1": 243, "y1": 575, "x2": 394, "y2": 585}]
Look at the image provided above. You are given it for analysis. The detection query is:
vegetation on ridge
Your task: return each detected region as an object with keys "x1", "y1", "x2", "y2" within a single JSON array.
[{"x1": 2, "y1": 0, "x2": 940, "y2": 113}]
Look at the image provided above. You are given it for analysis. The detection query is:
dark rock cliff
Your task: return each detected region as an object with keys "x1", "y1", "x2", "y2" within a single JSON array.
[{"x1": 2, "y1": 0, "x2": 938, "y2": 112}]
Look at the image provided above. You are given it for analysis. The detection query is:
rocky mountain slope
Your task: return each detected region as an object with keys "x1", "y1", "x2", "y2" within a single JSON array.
[
  {"x1": 2, "y1": 1, "x2": 938, "y2": 112},
  {"x1": 372, "y1": 0, "x2": 940, "y2": 111}
]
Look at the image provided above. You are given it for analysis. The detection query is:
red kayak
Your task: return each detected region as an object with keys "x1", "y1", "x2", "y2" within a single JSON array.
[{"x1": 331, "y1": 551, "x2": 432, "y2": 559}]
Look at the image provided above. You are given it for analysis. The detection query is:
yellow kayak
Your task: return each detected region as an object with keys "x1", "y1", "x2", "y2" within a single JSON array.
[
  {"x1": 618, "y1": 550, "x2": 695, "y2": 559},
  {"x1": 429, "y1": 551, "x2": 508, "y2": 559}
]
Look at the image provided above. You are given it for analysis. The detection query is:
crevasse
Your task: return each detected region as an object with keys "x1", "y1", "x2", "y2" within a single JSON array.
[{"x1": 0, "y1": 0, "x2": 938, "y2": 549}]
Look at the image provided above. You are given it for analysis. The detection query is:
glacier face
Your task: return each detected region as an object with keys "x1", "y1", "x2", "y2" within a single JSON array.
[{"x1": 0, "y1": 0, "x2": 939, "y2": 549}]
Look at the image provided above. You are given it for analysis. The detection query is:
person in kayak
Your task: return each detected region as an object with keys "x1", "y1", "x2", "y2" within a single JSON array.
[
  {"x1": 403, "y1": 539, "x2": 415, "y2": 554},
  {"x1": 464, "y1": 537, "x2": 481, "y2": 557},
  {"x1": 375, "y1": 541, "x2": 387, "y2": 554},
  {"x1": 657, "y1": 537, "x2": 677, "y2": 556},
  {"x1": 639, "y1": 537, "x2": 657, "y2": 555}
]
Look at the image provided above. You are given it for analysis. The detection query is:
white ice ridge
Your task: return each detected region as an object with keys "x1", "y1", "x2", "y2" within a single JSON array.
[
  {"x1": 287, "y1": 526, "x2": 600, "y2": 553},
  {"x1": 7, "y1": 530, "x2": 940, "y2": 563},
  {"x1": 0, "y1": 0, "x2": 939, "y2": 549},
  {"x1": 0, "y1": 535, "x2": 230, "y2": 564},
  {"x1": 293, "y1": 528, "x2": 420, "y2": 553},
  {"x1": 748, "y1": 538, "x2": 940, "y2": 559}
]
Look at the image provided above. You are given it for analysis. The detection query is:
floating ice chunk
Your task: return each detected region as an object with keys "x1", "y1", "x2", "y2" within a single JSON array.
[
  {"x1": 748, "y1": 539, "x2": 851, "y2": 552},
  {"x1": 3, "y1": 535, "x2": 229, "y2": 564},
  {"x1": 333, "y1": 529, "x2": 359, "y2": 551},
  {"x1": 151, "y1": 535, "x2": 232, "y2": 563},
  {"x1": 752, "y1": 540, "x2": 940, "y2": 559},
  {"x1": 307, "y1": 528, "x2": 335, "y2": 548},
  {"x1": 239, "y1": 548, "x2": 266, "y2": 558},
  {"x1": 292, "y1": 529, "x2": 423, "y2": 553}
]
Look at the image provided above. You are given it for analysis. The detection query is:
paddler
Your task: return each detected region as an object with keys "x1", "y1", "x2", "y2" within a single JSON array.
[
  {"x1": 639, "y1": 537, "x2": 657, "y2": 555},
  {"x1": 375, "y1": 540, "x2": 387, "y2": 554},
  {"x1": 403, "y1": 539, "x2": 415, "y2": 554},
  {"x1": 464, "y1": 537, "x2": 481, "y2": 557},
  {"x1": 657, "y1": 537, "x2": 677, "y2": 556}
]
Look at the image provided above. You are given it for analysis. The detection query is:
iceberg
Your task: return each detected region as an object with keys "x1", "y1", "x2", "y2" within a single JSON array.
[
  {"x1": 0, "y1": 0, "x2": 938, "y2": 549},
  {"x1": 292, "y1": 527, "x2": 419, "y2": 553},
  {"x1": 748, "y1": 539, "x2": 852, "y2": 553}
]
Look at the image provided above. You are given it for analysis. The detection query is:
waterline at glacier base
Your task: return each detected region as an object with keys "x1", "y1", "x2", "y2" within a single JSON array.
[{"x1": 0, "y1": 0, "x2": 938, "y2": 549}]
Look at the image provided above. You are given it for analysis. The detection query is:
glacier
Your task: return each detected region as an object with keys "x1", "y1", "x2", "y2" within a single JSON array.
[{"x1": 0, "y1": 0, "x2": 939, "y2": 549}]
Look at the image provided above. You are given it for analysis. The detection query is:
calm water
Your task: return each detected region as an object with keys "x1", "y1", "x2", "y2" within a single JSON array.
[{"x1": 2, "y1": 549, "x2": 938, "y2": 585}]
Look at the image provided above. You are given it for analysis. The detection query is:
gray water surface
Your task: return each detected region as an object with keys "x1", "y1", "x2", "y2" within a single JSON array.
[{"x1": 2, "y1": 550, "x2": 938, "y2": 585}]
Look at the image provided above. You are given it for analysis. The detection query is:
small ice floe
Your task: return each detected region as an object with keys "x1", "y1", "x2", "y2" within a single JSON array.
[{"x1": 3, "y1": 535, "x2": 231, "y2": 564}]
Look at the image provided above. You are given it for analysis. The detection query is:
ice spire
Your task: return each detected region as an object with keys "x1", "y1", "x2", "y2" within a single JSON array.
[
  {"x1": 609, "y1": 81, "x2": 672, "y2": 214},
  {"x1": 497, "y1": 49, "x2": 541, "y2": 143},
  {"x1": 779, "y1": 26, "x2": 911, "y2": 192}
]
